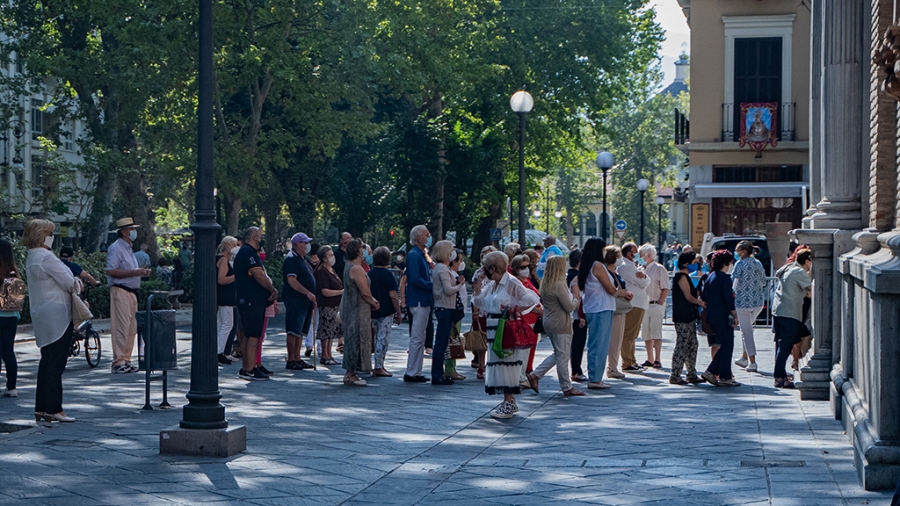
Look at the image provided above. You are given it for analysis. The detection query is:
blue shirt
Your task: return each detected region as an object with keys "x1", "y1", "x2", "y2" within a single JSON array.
[
  {"x1": 701, "y1": 270, "x2": 735, "y2": 328},
  {"x1": 405, "y1": 245, "x2": 433, "y2": 307},
  {"x1": 536, "y1": 245, "x2": 562, "y2": 279},
  {"x1": 732, "y1": 257, "x2": 766, "y2": 308},
  {"x1": 282, "y1": 252, "x2": 316, "y2": 302}
]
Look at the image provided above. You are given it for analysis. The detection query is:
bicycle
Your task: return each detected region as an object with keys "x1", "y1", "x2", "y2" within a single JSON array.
[{"x1": 68, "y1": 285, "x2": 101, "y2": 368}]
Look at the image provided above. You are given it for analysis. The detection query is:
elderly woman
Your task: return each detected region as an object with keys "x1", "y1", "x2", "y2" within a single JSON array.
[
  {"x1": 510, "y1": 254, "x2": 540, "y2": 378},
  {"x1": 445, "y1": 248, "x2": 468, "y2": 381},
  {"x1": 473, "y1": 251, "x2": 542, "y2": 418},
  {"x1": 341, "y1": 238, "x2": 379, "y2": 386},
  {"x1": 431, "y1": 240, "x2": 465, "y2": 385},
  {"x1": 700, "y1": 250, "x2": 739, "y2": 387},
  {"x1": 670, "y1": 252, "x2": 707, "y2": 385},
  {"x1": 216, "y1": 236, "x2": 238, "y2": 365},
  {"x1": 314, "y1": 245, "x2": 343, "y2": 365},
  {"x1": 603, "y1": 246, "x2": 628, "y2": 380},
  {"x1": 732, "y1": 240, "x2": 767, "y2": 373},
  {"x1": 470, "y1": 245, "x2": 497, "y2": 379},
  {"x1": 368, "y1": 246, "x2": 401, "y2": 377},
  {"x1": 26, "y1": 219, "x2": 80, "y2": 422},
  {"x1": 771, "y1": 248, "x2": 813, "y2": 388}
]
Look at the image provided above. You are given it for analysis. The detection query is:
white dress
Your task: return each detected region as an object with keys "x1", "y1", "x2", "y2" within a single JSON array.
[{"x1": 472, "y1": 272, "x2": 540, "y2": 395}]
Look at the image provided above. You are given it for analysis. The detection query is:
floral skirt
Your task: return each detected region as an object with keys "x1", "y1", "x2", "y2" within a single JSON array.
[
  {"x1": 484, "y1": 318, "x2": 526, "y2": 395},
  {"x1": 317, "y1": 306, "x2": 342, "y2": 341}
]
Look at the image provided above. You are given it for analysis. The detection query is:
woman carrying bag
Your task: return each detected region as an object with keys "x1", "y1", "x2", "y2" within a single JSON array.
[{"x1": 669, "y1": 252, "x2": 707, "y2": 385}]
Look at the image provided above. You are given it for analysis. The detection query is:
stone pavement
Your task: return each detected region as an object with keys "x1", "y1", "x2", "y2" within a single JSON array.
[{"x1": 0, "y1": 317, "x2": 893, "y2": 506}]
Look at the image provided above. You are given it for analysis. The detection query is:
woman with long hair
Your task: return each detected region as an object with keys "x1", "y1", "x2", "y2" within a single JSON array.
[
  {"x1": 567, "y1": 249, "x2": 588, "y2": 382},
  {"x1": 732, "y1": 240, "x2": 766, "y2": 373},
  {"x1": 578, "y1": 238, "x2": 631, "y2": 389},
  {"x1": 25, "y1": 219, "x2": 79, "y2": 422},
  {"x1": 603, "y1": 246, "x2": 628, "y2": 380},
  {"x1": 0, "y1": 238, "x2": 21, "y2": 398},
  {"x1": 314, "y1": 245, "x2": 343, "y2": 365},
  {"x1": 216, "y1": 236, "x2": 238, "y2": 365},
  {"x1": 700, "y1": 250, "x2": 739, "y2": 387},
  {"x1": 528, "y1": 256, "x2": 584, "y2": 396}
]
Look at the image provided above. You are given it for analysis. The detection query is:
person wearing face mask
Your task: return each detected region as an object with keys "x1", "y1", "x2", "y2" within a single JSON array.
[
  {"x1": 430, "y1": 240, "x2": 465, "y2": 385},
  {"x1": 617, "y1": 243, "x2": 650, "y2": 372},
  {"x1": 105, "y1": 217, "x2": 152, "y2": 374},
  {"x1": 510, "y1": 254, "x2": 540, "y2": 380},
  {"x1": 234, "y1": 226, "x2": 279, "y2": 381},
  {"x1": 361, "y1": 244, "x2": 373, "y2": 273},
  {"x1": 639, "y1": 244, "x2": 669, "y2": 369},
  {"x1": 392, "y1": 252, "x2": 407, "y2": 271},
  {"x1": 282, "y1": 233, "x2": 317, "y2": 371},
  {"x1": 314, "y1": 245, "x2": 343, "y2": 365},
  {"x1": 771, "y1": 248, "x2": 813, "y2": 389},
  {"x1": 333, "y1": 232, "x2": 352, "y2": 283},
  {"x1": 216, "y1": 236, "x2": 239, "y2": 365},
  {"x1": 404, "y1": 225, "x2": 434, "y2": 383}
]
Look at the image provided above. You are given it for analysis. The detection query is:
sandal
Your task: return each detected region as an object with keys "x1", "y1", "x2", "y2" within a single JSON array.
[
  {"x1": 526, "y1": 373, "x2": 540, "y2": 394},
  {"x1": 476, "y1": 368, "x2": 484, "y2": 380},
  {"x1": 343, "y1": 376, "x2": 367, "y2": 386},
  {"x1": 563, "y1": 388, "x2": 585, "y2": 397},
  {"x1": 653, "y1": 361, "x2": 662, "y2": 369}
]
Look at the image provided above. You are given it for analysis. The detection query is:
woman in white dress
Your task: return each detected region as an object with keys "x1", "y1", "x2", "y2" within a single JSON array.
[{"x1": 472, "y1": 251, "x2": 542, "y2": 419}]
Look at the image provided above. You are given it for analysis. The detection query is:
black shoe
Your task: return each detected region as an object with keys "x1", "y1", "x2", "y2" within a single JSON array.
[
  {"x1": 622, "y1": 364, "x2": 643, "y2": 372},
  {"x1": 432, "y1": 377, "x2": 455, "y2": 385},
  {"x1": 305, "y1": 348, "x2": 313, "y2": 357},
  {"x1": 258, "y1": 365, "x2": 273, "y2": 376},
  {"x1": 217, "y1": 354, "x2": 232, "y2": 365},
  {"x1": 239, "y1": 368, "x2": 269, "y2": 381},
  {"x1": 298, "y1": 360, "x2": 314, "y2": 369},
  {"x1": 404, "y1": 374, "x2": 428, "y2": 383},
  {"x1": 285, "y1": 361, "x2": 301, "y2": 370}
]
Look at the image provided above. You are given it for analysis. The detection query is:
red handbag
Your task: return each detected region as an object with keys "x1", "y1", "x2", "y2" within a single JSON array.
[{"x1": 501, "y1": 306, "x2": 538, "y2": 349}]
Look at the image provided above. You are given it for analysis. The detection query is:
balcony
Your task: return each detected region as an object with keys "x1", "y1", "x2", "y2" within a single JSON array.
[
  {"x1": 674, "y1": 108, "x2": 690, "y2": 146},
  {"x1": 721, "y1": 102, "x2": 795, "y2": 142}
]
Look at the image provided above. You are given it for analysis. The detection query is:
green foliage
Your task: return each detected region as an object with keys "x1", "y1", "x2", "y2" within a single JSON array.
[{"x1": 263, "y1": 256, "x2": 284, "y2": 297}]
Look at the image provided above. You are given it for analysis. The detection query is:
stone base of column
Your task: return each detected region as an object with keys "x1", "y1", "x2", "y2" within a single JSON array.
[
  {"x1": 160, "y1": 425, "x2": 246, "y2": 457},
  {"x1": 798, "y1": 352, "x2": 832, "y2": 400},
  {"x1": 829, "y1": 365, "x2": 845, "y2": 421}
]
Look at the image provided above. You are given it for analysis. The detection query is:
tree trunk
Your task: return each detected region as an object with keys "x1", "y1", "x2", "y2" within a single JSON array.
[
  {"x1": 427, "y1": 92, "x2": 446, "y2": 240},
  {"x1": 565, "y1": 207, "x2": 575, "y2": 248},
  {"x1": 83, "y1": 174, "x2": 116, "y2": 252}
]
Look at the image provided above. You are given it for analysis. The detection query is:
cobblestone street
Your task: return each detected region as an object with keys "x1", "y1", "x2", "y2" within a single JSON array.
[{"x1": 0, "y1": 319, "x2": 892, "y2": 505}]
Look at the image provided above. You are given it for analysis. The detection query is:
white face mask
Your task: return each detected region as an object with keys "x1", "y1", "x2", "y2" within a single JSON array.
[
  {"x1": 230, "y1": 247, "x2": 240, "y2": 257},
  {"x1": 129, "y1": 230, "x2": 138, "y2": 241},
  {"x1": 44, "y1": 235, "x2": 54, "y2": 248},
  {"x1": 458, "y1": 261, "x2": 466, "y2": 272},
  {"x1": 450, "y1": 251, "x2": 458, "y2": 262},
  {"x1": 328, "y1": 256, "x2": 336, "y2": 266},
  {"x1": 518, "y1": 268, "x2": 529, "y2": 277}
]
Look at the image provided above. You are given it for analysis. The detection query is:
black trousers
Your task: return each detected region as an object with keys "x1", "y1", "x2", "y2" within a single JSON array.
[
  {"x1": 35, "y1": 323, "x2": 73, "y2": 415},
  {"x1": 570, "y1": 319, "x2": 588, "y2": 376},
  {"x1": 0, "y1": 316, "x2": 17, "y2": 391}
]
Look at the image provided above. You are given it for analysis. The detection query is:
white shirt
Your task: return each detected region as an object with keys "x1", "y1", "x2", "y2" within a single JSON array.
[
  {"x1": 26, "y1": 248, "x2": 76, "y2": 347},
  {"x1": 582, "y1": 261, "x2": 615, "y2": 313},
  {"x1": 645, "y1": 261, "x2": 670, "y2": 302},
  {"x1": 472, "y1": 272, "x2": 539, "y2": 315},
  {"x1": 618, "y1": 258, "x2": 650, "y2": 310}
]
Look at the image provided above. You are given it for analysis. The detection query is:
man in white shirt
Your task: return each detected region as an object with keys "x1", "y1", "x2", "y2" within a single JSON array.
[
  {"x1": 640, "y1": 244, "x2": 670, "y2": 368},
  {"x1": 106, "y1": 218, "x2": 151, "y2": 373},
  {"x1": 618, "y1": 243, "x2": 650, "y2": 372}
]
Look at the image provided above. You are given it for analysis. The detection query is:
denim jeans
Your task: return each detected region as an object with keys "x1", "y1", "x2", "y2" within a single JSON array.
[
  {"x1": 705, "y1": 322, "x2": 735, "y2": 380},
  {"x1": 585, "y1": 311, "x2": 614, "y2": 383},
  {"x1": 432, "y1": 308, "x2": 454, "y2": 381}
]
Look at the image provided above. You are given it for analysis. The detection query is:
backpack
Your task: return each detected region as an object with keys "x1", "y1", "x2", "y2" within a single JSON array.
[{"x1": 0, "y1": 275, "x2": 26, "y2": 312}]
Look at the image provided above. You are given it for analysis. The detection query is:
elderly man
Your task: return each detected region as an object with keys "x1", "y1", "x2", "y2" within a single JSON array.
[
  {"x1": 283, "y1": 232, "x2": 316, "y2": 371},
  {"x1": 618, "y1": 243, "x2": 650, "y2": 372},
  {"x1": 332, "y1": 232, "x2": 352, "y2": 281},
  {"x1": 106, "y1": 217, "x2": 151, "y2": 374},
  {"x1": 536, "y1": 235, "x2": 563, "y2": 279},
  {"x1": 234, "y1": 227, "x2": 278, "y2": 381},
  {"x1": 640, "y1": 244, "x2": 670, "y2": 369},
  {"x1": 404, "y1": 225, "x2": 433, "y2": 383}
]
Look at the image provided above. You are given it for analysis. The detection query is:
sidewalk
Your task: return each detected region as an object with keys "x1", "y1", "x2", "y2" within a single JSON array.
[
  {"x1": 12, "y1": 308, "x2": 195, "y2": 343},
  {"x1": 0, "y1": 318, "x2": 892, "y2": 505}
]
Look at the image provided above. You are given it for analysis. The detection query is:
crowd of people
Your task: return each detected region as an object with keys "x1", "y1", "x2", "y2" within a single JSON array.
[{"x1": 0, "y1": 219, "x2": 814, "y2": 423}]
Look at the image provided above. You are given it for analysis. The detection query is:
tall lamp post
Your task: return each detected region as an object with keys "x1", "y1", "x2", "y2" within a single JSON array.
[
  {"x1": 656, "y1": 196, "x2": 665, "y2": 264},
  {"x1": 0, "y1": 120, "x2": 25, "y2": 169},
  {"x1": 596, "y1": 151, "x2": 614, "y2": 241},
  {"x1": 511, "y1": 89, "x2": 533, "y2": 245},
  {"x1": 637, "y1": 178, "x2": 649, "y2": 244}
]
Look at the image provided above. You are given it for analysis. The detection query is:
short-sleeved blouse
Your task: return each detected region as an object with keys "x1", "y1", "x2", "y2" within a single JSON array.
[
  {"x1": 472, "y1": 272, "x2": 540, "y2": 316},
  {"x1": 732, "y1": 256, "x2": 766, "y2": 308}
]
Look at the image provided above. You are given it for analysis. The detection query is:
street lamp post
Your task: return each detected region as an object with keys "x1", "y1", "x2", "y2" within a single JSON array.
[
  {"x1": 511, "y1": 89, "x2": 533, "y2": 246},
  {"x1": 596, "y1": 151, "x2": 614, "y2": 241},
  {"x1": 637, "y1": 178, "x2": 649, "y2": 244},
  {"x1": 656, "y1": 196, "x2": 665, "y2": 264},
  {"x1": 0, "y1": 120, "x2": 25, "y2": 169}
]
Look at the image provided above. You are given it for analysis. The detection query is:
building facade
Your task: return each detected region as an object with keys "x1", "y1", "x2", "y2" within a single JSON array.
[{"x1": 678, "y1": 0, "x2": 811, "y2": 251}]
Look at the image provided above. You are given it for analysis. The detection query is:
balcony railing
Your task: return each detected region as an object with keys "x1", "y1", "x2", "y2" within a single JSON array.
[
  {"x1": 674, "y1": 109, "x2": 690, "y2": 145},
  {"x1": 722, "y1": 102, "x2": 796, "y2": 143}
]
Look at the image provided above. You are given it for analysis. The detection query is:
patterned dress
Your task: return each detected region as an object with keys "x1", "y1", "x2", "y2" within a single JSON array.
[{"x1": 341, "y1": 263, "x2": 373, "y2": 374}]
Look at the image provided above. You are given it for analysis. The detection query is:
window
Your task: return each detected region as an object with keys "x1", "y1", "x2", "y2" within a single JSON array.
[
  {"x1": 31, "y1": 99, "x2": 43, "y2": 141},
  {"x1": 61, "y1": 121, "x2": 74, "y2": 151},
  {"x1": 714, "y1": 165, "x2": 803, "y2": 183},
  {"x1": 733, "y1": 37, "x2": 782, "y2": 139}
]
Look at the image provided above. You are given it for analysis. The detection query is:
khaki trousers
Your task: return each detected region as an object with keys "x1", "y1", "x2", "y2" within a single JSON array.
[
  {"x1": 621, "y1": 307, "x2": 646, "y2": 368},
  {"x1": 110, "y1": 286, "x2": 138, "y2": 366}
]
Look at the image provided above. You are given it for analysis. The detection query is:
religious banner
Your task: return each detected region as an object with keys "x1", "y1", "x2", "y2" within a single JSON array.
[
  {"x1": 690, "y1": 203, "x2": 709, "y2": 249},
  {"x1": 739, "y1": 102, "x2": 778, "y2": 151}
]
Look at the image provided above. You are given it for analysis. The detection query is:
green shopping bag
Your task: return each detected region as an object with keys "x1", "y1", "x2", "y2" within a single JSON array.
[{"x1": 491, "y1": 308, "x2": 515, "y2": 358}]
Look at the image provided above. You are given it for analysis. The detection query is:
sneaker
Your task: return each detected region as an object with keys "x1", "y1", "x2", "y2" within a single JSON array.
[
  {"x1": 669, "y1": 377, "x2": 688, "y2": 385},
  {"x1": 587, "y1": 381, "x2": 611, "y2": 389},
  {"x1": 606, "y1": 370, "x2": 626, "y2": 379},
  {"x1": 258, "y1": 365, "x2": 273, "y2": 376},
  {"x1": 217, "y1": 354, "x2": 232, "y2": 365},
  {"x1": 510, "y1": 399, "x2": 519, "y2": 413},
  {"x1": 239, "y1": 368, "x2": 269, "y2": 381},
  {"x1": 622, "y1": 364, "x2": 644, "y2": 372},
  {"x1": 3, "y1": 389, "x2": 16, "y2": 397},
  {"x1": 701, "y1": 371, "x2": 718, "y2": 386},
  {"x1": 717, "y1": 378, "x2": 741, "y2": 387},
  {"x1": 127, "y1": 362, "x2": 139, "y2": 373},
  {"x1": 653, "y1": 361, "x2": 662, "y2": 369},
  {"x1": 225, "y1": 355, "x2": 238, "y2": 362},
  {"x1": 746, "y1": 362, "x2": 758, "y2": 373},
  {"x1": 490, "y1": 401, "x2": 515, "y2": 419},
  {"x1": 112, "y1": 364, "x2": 132, "y2": 374},
  {"x1": 735, "y1": 357, "x2": 749, "y2": 368}
]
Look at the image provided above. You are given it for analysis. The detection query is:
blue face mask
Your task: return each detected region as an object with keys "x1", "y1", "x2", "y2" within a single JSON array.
[
  {"x1": 636, "y1": 256, "x2": 646, "y2": 266},
  {"x1": 364, "y1": 254, "x2": 373, "y2": 265},
  {"x1": 129, "y1": 230, "x2": 138, "y2": 241},
  {"x1": 425, "y1": 236, "x2": 432, "y2": 248}
]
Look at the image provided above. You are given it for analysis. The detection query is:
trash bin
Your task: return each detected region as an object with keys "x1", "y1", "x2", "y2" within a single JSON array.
[{"x1": 137, "y1": 309, "x2": 178, "y2": 371}]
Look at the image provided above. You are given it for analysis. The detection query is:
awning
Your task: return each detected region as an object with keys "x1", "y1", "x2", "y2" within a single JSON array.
[{"x1": 692, "y1": 182, "x2": 807, "y2": 199}]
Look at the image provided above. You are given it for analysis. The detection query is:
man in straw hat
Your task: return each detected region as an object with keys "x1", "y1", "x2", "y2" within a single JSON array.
[{"x1": 105, "y1": 217, "x2": 151, "y2": 374}]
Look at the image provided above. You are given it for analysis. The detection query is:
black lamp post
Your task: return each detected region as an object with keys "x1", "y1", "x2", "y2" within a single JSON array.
[
  {"x1": 596, "y1": 151, "x2": 614, "y2": 241},
  {"x1": 181, "y1": 0, "x2": 226, "y2": 431},
  {"x1": 637, "y1": 178, "x2": 649, "y2": 244},
  {"x1": 510, "y1": 89, "x2": 533, "y2": 246},
  {"x1": 0, "y1": 120, "x2": 25, "y2": 169},
  {"x1": 656, "y1": 196, "x2": 665, "y2": 264}
]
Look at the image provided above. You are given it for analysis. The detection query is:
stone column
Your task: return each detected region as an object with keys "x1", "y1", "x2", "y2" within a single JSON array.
[{"x1": 804, "y1": 0, "x2": 823, "y2": 224}]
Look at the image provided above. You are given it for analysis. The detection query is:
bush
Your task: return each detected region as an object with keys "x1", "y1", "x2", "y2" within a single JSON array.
[{"x1": 264, "y1": 255, "x2": 284, "y2": 297}]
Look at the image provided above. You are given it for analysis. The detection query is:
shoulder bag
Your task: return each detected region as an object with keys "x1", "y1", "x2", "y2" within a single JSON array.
[
  {"x1": 500, "y1": 306, "x2": 538, "y2": 350},
  {"x1": 612, "y1": 273, "x2": 632, "y2": 315},
  {"x1": 464, "y1": 316, "x2": 488, "y2": 351}
]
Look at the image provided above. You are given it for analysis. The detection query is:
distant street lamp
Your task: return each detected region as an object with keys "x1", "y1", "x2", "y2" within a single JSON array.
[
  {"x1": 0, "y1": 120, "x2": 25, "y2": 170},
  {"x1": 510, "y1": 89, "x2": 534, "y2": 245},
  {"x1": 596, "y1": 151, "x2": 614, "y2": 241},
  {"x1": 656, "y1": 196, "x2": 665, "y2": 264},
  {"x1": 637, "y1": 178, "x2": 650, "y2": 244}
]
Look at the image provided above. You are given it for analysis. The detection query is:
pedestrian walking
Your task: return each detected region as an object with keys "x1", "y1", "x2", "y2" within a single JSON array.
[
  {"x1": 314, "y1": 245, "x2": 342, "y2": 365},
  {"x1": 368, "y1": 246, "x2": 401, "y2": 377},
  {"x1": 403, "y1": 225, "x2": 433, "y2": 383},
  {"x1": 25, "y1": 219, "x2": 79, "y2": 422},
  {"x1": 567, "y1": 249, "x2": 588, "y2": 383},
  {"x1": 771, "y1": 248, "x2": 813, "y2": 389},
  {"x1": 669, "y1": 252, "x2": 707, "y2": 385},
  {"x1": 579, "y1": 238, "x2": 630, "y2": 390},
  {"x1": 216, "y1": 236, "x2": 238, "y2": 365},
  {"x1": 234, "y1": 227, "x2": 278, "y2": 381},
  {"x1": 431, "y1": 240, "x2": 465, "y2": 385},
  {"x1": 700, "y1": 250, "x2": 740, "y2": 387},
  {"x1": 0, "y1": 239, "x2": 21, "y2": 399},
  {"x1": 105, "y1": 217, "x2": 151, "y2": 374},
  {"x1": 472, "y1": 251, "x2": 542, "y2": 418},
  {"x1": 604, "y1": 246, "x2": 629, "y2": 380},
  {"x1": 341, "y1": 238, "x2": 378, "y2": 386},
  {"x1": 283, "y1": 232, "x2": 316, "y2": 371},
  {"x1": 639, "y1": 244, "x2": 669, "y2": 369},
  {"x1": 618, "y1": 243, "x2": 650, "y2": 372},
  {"x1": 528, "y1": 256, "x2": 584, "y2": 396},
  {"x1": 732, "y1": 240, "x2": 766, "y2": 373}
]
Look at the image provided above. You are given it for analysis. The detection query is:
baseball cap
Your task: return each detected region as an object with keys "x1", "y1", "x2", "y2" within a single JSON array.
[{"x1": 291, "y1": 232, "x2": 312, "y2": 244}]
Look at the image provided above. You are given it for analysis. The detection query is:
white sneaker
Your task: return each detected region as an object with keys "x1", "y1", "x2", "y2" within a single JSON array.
[
  {"x1": 491, "y1": 401, "x2": 515, "y2": 419},
  {"x1": 3, "y1": 389, "x2": 16, "y2": 397},
  {"x1": 746, "y1": 362, "x2": 758, "y2": 373},
  {"x1": 734, "y1": 357, "x2": 749, "y2": 368}
]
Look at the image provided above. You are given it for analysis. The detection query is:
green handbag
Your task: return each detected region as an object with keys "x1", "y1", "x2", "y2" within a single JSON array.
[{"x1": 491, "y1": 308, "x2": 515, "y2": 358}]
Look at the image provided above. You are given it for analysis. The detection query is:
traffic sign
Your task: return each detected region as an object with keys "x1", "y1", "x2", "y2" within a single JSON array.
[
  {"x1": 615, "y1": 220, "x2": 627, "y2": 231},
  {"x1": 489, "y1": 228, "x2": 502, "y2": 241},
  {"x1": 616, "y1": 230, "x2": 627, "y2": 240}
]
